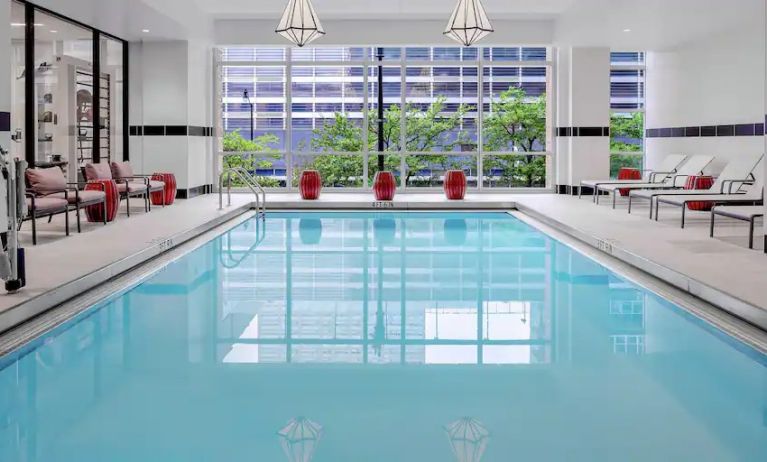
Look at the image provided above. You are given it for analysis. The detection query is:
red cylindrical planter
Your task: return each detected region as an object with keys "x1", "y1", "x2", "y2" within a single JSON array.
[
  {"x1": 151, "y1": 172, "x2": 177, "y2": 206},
  {"x1": 617, "y1": 167, "x2": 642, "y2": 197},
  {"x1": 299, "y1": 170, "x2": 322, "y2": 200},
  {"x1": 684, "y1": 175, "x2": 715, "y2": 211},
  {"x1": 373, "y1": 171, "x2": 396, "y2": 201},
  {"x1": 85, "y1": 180, "x2": 119, "y2": 223},
  {"x1": 443, "y1": 170, "x2": 467, "y2": 200}
]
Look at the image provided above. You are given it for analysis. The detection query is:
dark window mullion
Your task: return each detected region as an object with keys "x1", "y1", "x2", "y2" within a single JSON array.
[
  {"x1": 24, "y1": 3, "x2": 34, "y2": 168},
  {"x1": 92, "y1": 30, "x2": 101, "y2": 163}
]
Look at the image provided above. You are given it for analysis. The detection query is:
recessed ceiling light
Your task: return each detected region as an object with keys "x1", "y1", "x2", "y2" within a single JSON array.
[
  {"x1": 11, "y1": 22, "x2": 44, "y2": 27},
  {"x1": 142, "y1": 29, "x2": 150, "y2": 33},
  {"x1": 623, "y1": 28, "x2": 632, "y2": 32},
  {"x1": 50, "y1": 30, "x2": 58, "y2": 33}
]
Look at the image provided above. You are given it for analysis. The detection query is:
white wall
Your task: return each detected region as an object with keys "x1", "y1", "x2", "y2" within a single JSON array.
[
  {"x1": 130, "y1": 40, "x2": 214, "y2": 192},
  {"x1": 645, "y1": 24, "x2": 765, "y2": 175}
]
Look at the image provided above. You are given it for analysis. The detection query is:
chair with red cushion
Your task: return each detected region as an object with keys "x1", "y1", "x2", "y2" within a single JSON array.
[
  {"x1": 27, "y1": 167, "x2": 108, "y2": 235},
  {"x1": 84, "y1": 162, "x2": 150, "y2": 216},
  {"x1": 23, "y1": 167, "x2": 73, "y2": 245},
  {"x1": 110, "y1": 161, "x2": 166, "y2": 209}
]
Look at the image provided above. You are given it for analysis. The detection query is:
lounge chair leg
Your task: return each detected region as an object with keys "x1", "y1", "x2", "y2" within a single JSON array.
[
  {"x1": 654, "y1": 199, "x2": 659, "y2": 221},
  {"x1": 76, "y1": 206, "x2": 82, "y2": 233},
  {"x1": 126, "y1": 195, "x2": 131, "y2": 217},
  {"x1": 749, "y1": 218, "x2": 755, "y2": 249},
  {"x1": 145, "y1": 193, "x2": 150, "y2": 212},
  {"x1": 709, "y1": 209, "x2": 715, "y2": 237},
  {"x1": 680, "y1": 205, "x2": 686, "y2": 228},
  {"x1": 103, "y1": 200, "x2": 107, "y2": 225},
  {"x1": 65, "y1": 208, "x2": 70, "y2": 236},
  {"x1": 628, "y1": 195, "x2": 632, "y2": 214},
  {"x1": 596, "y1": 188, "x2": 601, "y2": 205},
  {"x1": 31, "y1": 215, "x2": 37, "y2": 246},
  {"x1": 578, "y1": 184, "x2": 583, "y2": 199},
  {"x1": 612, "y1": 192, "x2": 617, "y2": 209},
  {"x1": 48, "y1": 214, "x2": 53, "y2": 223},
  {"x1": 649, "y1": 197, "x2": 654, "y2": 219}
]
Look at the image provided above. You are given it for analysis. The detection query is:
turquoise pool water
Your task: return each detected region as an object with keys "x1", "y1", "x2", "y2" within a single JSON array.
[{"x1": 0, "y1": 212, "x2": 765, "y2": 461}]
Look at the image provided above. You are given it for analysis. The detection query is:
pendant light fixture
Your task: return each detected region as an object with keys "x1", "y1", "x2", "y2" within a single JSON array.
[
  {"x1": 444, "y1": 0, "x2": 494, "y2": 47},
  {"x1": 275, "y1": 0, "x2": 325, "y2": 47}
]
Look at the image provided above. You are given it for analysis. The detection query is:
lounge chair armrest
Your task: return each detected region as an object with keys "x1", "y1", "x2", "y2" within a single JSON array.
[
  {"x1": 118, "y1": 176, "x2": 150, "y2": 185},
  {"x1": 649, "y1": 171, "x2": 675, "y2": 183},
  {"x1": 670, "y1": 174, "x2": 692, "y2": 187},
  {"x1": 721, "y1": 178, "x2": 755, "y2": 194}
]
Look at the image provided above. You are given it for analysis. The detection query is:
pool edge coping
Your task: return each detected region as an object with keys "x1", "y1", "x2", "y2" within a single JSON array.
[
  {"x1": 513, "y1": 202, "x2": 767, "y2": 334},
  {"x1": 0, "y1": 202, "x2": 256, "y2": 336}
]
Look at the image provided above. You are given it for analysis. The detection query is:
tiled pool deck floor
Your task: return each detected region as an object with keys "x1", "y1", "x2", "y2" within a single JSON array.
[{"x1": 2, "y1": 192, "x2": 765, "y2": 334}]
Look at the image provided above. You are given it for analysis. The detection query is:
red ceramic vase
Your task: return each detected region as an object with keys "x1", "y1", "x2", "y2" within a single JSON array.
[
  {"x1": 617, "y1": 167, "x2": 642, "y2": 197},
  {"x1": 85, "y1": 179, "x2": 119, "y2": 223},
  {"x1": 373, "y1": 171, "x2": 396, "y2": 201},
  {"x1": 151, "y1": 172, "x2": 177, "y2": 205},
  {"x1": 684, "y1": 175, "x2": 715, "y2": 211},
  {"x1": 300, "y1": 170, "x2": 322, "y2": 200},
  {"x1": 443, "y1": 170, "x2": 467, "y2": 200}
]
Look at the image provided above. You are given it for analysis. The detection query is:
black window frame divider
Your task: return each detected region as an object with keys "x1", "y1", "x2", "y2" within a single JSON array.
[{"x1": 17, "y1": 0, "x2": 130, "y2": 168}]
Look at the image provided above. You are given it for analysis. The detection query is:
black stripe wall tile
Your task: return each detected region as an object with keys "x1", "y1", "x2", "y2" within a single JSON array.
[
  {"x1": 556, "y1": 126, "x2": 610, "y2": 137},
  {"x1": 129, "y1": 125, "x2": 214, "y2": 137},
  {"x1": 0, "y1": 112, "x2": 10, "y2": 132},
  {"x1": 647, "y1": 121, "x2": 765, "y2": 138}
]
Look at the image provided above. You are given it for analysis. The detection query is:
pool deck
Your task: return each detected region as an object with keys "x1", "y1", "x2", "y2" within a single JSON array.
[{"x1": 0, "y1": 191, "x2": 765, "y2": 334}]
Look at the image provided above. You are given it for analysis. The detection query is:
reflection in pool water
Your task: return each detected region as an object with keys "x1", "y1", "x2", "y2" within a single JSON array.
[{"x1": 0, "y1": 212, "x2": 765, "y2": 461}]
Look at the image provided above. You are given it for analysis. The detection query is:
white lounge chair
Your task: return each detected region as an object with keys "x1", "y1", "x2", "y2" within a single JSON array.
[
  {"x1": 579, "y1": 154, "x2": 688, "y2": 202},
  {"x1": 656, "y1": 164, "x2": 763, "y2": 228},
  {"x1": 710, "y1": 205, "x2": 764, "y2": 249},
  {"x1": 628, "y1": 153, "x2": 763, "y2": 218},
  {"x1": 596, "y1": 154, "x2": 714, "y2": 210}
]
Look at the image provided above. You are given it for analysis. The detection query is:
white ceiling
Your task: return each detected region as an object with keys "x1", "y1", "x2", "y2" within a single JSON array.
[
  {"x1": 20, "y1": 0, "x2": 766, "y2": 49},
  {"x1": 191, "y1": 0, "x2": 576, "y2": 20}
]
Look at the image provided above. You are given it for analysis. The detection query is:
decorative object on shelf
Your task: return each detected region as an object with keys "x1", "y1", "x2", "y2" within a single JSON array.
[
  {"x1": 278, "y1": 417, "x2": 322, "y2": 462},
  {"x1": 151, "y1": 172, "x2": 177, "y2": 206},
  {"x1": 444, "y1": 0, "x2": 494, "y2": 47},
  {"x1": 445, "y1": 417, "x2": 490, "y2": 462},
  {"x1": 299, "y1": 170, "x2": 322, "y2": 200},
  {"x1": 684, "y1": 175, "x2": 715, "y2": 211},
  {"x1": 43, "y1": 93, "x2": 53, "y2": 104},
  {"x1": 444, "y1": 169, "x2": 467, "y2": 200},
  {"x1": 85, "y1": 179, "x2": 119, "y2": 223},
  {"x1": 275, "y1": 0, "x2": 325, "y2": 47},
  {"x1": 617, "y1": 167, "x2": 642, "y2": 196},
  {"x1": 373, "y1": 171, "x2": 396, "y2": 201}
]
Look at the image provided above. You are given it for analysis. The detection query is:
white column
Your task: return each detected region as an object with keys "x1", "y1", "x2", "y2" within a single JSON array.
[
  {"x1": 131, "y1": 40, "x2": 213, "y2": 197},
  {"x1": 556, "y1": 47, "x2": 611, "y2": 193},
  {"x1": 554, "y1": 47, "x2": 571, "y2": 192}
]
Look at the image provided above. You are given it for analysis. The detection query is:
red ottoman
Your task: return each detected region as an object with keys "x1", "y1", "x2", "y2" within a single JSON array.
[
  {"x1": 444, "y1": 170, "x2": 467, "y2": 200},
  {"x1": 85, "y1": 180, "x2": 118, "y2": 223},
  {"x1": 617, "y1": 167, "x2": 642, "y2": 196},
  {"x1": 299, "y1": 170, "x2": 322, "y2": 200},
  {"x1": 684, "y1": 175, "x2": 715, "y2": 211},
  {"x1": 151, "y1": 172, "x2": 176, "y2": 206},
  {"x1": 373, "y1": 171, "x2": 396, "y2": 201}
]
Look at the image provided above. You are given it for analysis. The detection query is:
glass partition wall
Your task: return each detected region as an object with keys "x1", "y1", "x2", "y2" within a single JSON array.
[
  {"x1": 216, "y1": 46, "x2": 553, "y2": 191},
  {"x1": 9, "y1": 1, "x2": 128, "y2": 182}
]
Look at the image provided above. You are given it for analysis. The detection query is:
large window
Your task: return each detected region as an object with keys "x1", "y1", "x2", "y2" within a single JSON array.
[
  {"x1": 216, "y1": 46, "x2": 553, "y2": 190},
  {"x1": 610, "y1": 52, "x2": 645, "y2": 178}
]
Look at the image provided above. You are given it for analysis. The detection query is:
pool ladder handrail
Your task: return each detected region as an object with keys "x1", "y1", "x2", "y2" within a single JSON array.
[{"x1": 219, "y1": 166, "x2": 266, "y2": 217}]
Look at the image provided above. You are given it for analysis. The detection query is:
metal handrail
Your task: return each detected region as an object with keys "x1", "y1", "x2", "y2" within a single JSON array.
[{"x1": 219, "y1": 167, "x2": 266, "y2": 217}]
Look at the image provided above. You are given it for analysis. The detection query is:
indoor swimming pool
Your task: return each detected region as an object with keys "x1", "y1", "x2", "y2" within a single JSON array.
[{"x1": 0, "y1": 211, "x2": 765, "y2": 461}]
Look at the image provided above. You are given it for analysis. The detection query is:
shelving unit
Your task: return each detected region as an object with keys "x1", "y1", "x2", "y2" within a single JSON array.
[{"x1": 75, "y1": 69, "x2": 111, "y2": 167}]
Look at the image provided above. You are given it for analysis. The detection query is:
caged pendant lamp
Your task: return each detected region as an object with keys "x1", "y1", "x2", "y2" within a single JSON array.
[
  {"x1": 275, "y1": 0, "x2": 326, "y2": 47},
  {"x1": 444, "y1": 0, "x2": 494, "y2": 47}
]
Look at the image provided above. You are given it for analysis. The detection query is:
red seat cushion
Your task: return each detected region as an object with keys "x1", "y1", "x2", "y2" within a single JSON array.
[
  {"x1": 84, "y1": 163, "x2": 113, "y2": 181},
  {"x1": 50, "y1": 190, "x2": 106, "y2": 204},
  {"x1": 26, "y1": 167, "x2": 66, "y2": 195},
  {"x1": 27, "y1": 196, "x2": 68, "y2": 215},
  {"x1": 117, "y1": 182, "x2": 148, "y2": 193}
]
